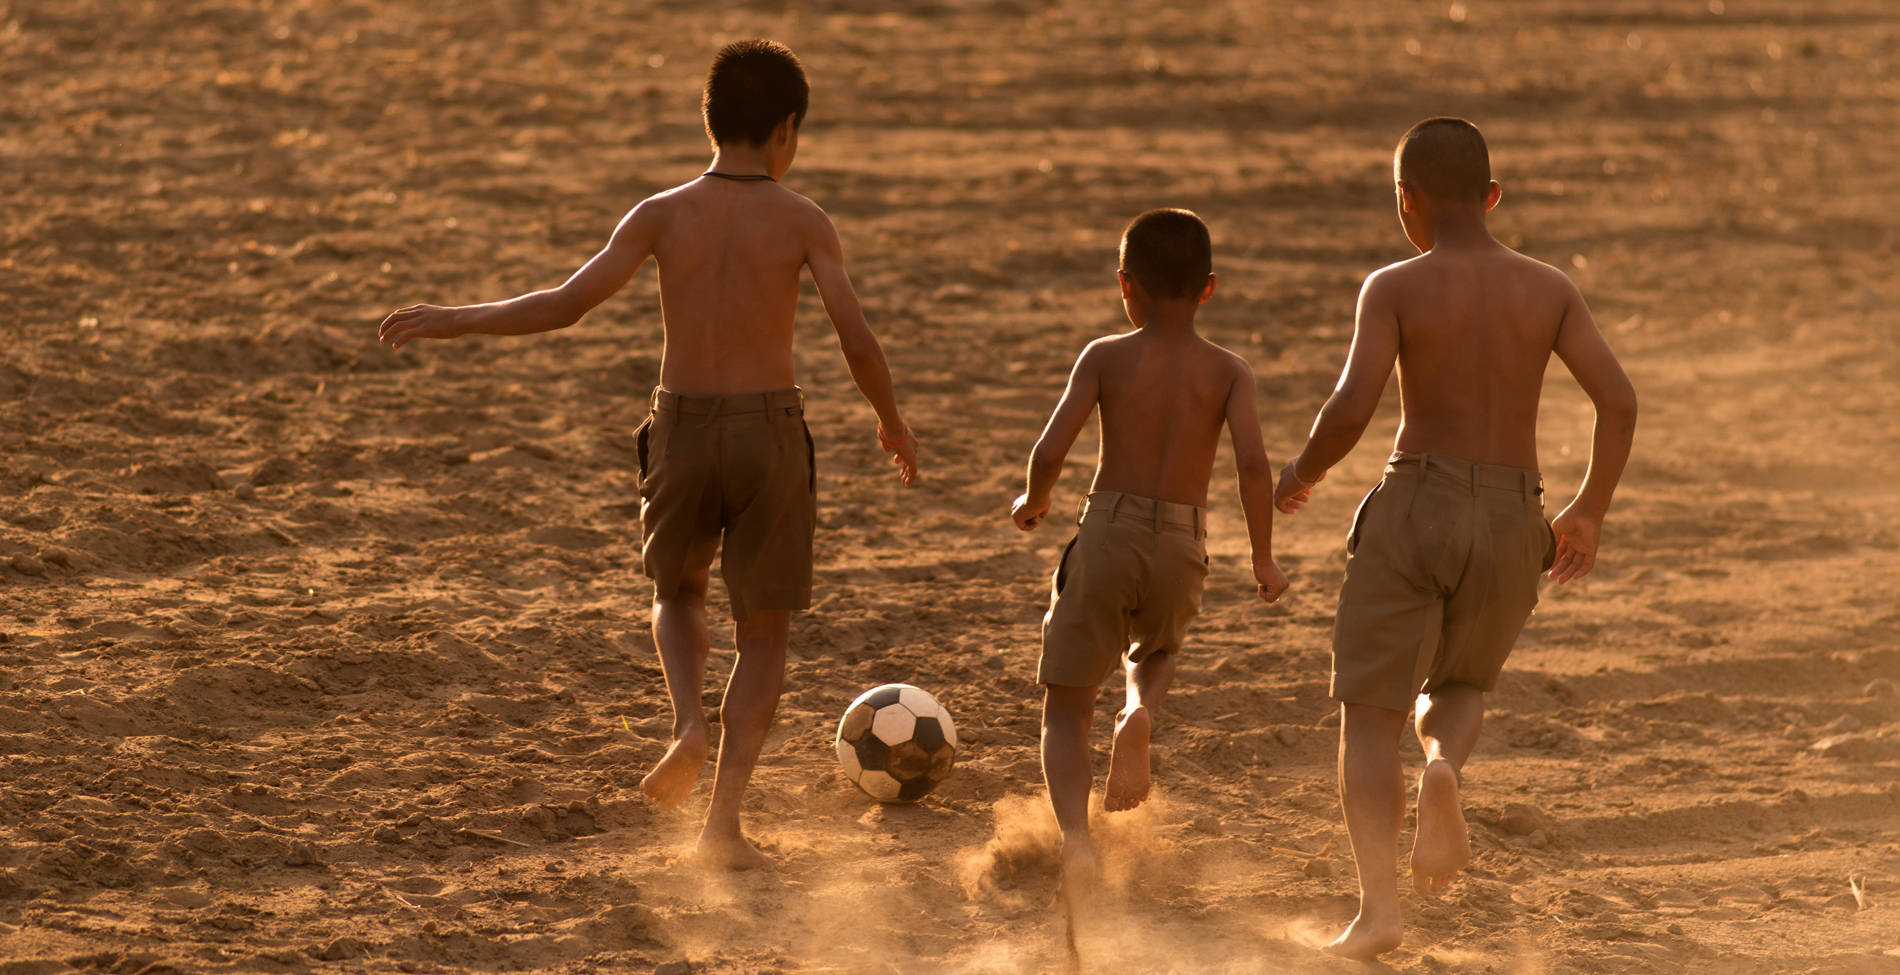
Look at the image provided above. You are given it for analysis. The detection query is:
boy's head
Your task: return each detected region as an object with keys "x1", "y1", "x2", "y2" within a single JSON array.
[
  {"x1": 1393, "y1": 116, "x2": 1491, "y2": 204},
  {"x1": 702, "y1": 40, "x2": 809, "y2": 148},
  {"x1": 1118, "y1": 209, "x2": 1214, "y2": 307}
]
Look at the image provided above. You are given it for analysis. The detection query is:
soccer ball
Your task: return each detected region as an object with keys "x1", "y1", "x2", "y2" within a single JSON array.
[{"x1": 835, "y1": 684, "x2": 958, "y2": 803}]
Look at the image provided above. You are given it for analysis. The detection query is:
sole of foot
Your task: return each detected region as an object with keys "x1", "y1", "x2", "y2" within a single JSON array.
[
  {"x1": 640, "y1": 726, "x2": 709, "y2": 811},
  {"x1": 1104, "y1": 705, "x2": 1152, "y2": 812},
  {"x1": 1410, "y1": 758, "x2": 1470, "y2": 897}
]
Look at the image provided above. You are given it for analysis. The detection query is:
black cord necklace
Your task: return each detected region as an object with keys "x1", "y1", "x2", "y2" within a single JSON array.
[{"x1": 703, "y1": 170, "x2": 775, "y2": 182}]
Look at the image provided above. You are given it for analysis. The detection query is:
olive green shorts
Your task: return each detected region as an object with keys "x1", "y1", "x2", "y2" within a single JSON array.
[
  {"x1": 1331, "y1": 452, "x2": 1556, "y2": 712},
  {"x1": 1038, "y1": 491, "x2": 1210, "y2": 688},
  {"x1": 635, "y1": 387, "x2": 815, "y2": 621}
]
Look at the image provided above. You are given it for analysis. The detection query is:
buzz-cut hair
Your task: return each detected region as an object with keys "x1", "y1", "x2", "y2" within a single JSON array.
[
  {"x1": 1395, "y1": 117, "x2": 1492, "y2": 204},
  {"x1": 702, "y1": 39, "x2": 809, "y2": 147},
  {"x1": 1119, "y1": 208, "x2": 1212, "y2": 300}
]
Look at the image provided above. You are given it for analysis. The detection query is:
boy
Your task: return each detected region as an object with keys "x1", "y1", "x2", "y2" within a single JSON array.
[
  {"x1": 378, "y1": 40, "x2": 919, "y2": 870},
  {"x1": 1272, "y1": 117, "x2": 1636, "y2": 958},
  {"x1": 1011, "y1": 209, "x2": 1289, "y2": 883}
]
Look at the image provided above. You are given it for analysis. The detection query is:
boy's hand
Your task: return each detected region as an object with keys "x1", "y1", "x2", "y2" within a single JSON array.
[
  {"x1": 1547, "y1": 504, "x2": 1600, "y2": 583},
  {"x1": 1274, "y1": 460, "x2": 1323, "y2": 513},
  {"x1": 379, "y1": 304, "x2": 465, "y2": 349},
  {"x1": 1254, "y1": 557, "x2": 1290, "y2": 603},
  {"x1": 1011, "y1": 493, "x2": 1049, "y2": 532},
  {"x1": 878, "y1": 422, "x2": 919, "y2": 487}
]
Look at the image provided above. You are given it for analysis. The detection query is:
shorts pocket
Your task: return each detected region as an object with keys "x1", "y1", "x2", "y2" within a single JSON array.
[
  {"x1": 1054, "y1": 535, "x2": 1080, "y2": 594},
  {"x1": 634, "y1": 415, "x2": 654, "y2": 483},
  {"x1": 1347, "y1": 483, "x2": 1382, "y2": 555},
  {"x1": 801, "y1": 419, "x2": 816, "y2": 495}
]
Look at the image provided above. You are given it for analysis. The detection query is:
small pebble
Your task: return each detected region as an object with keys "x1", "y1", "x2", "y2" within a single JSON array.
[
  {"x1": 235, "y1": 482, "x2": 256, "y2": 500},
  {"x1": 9, "y1": 555, "x2": 44, "y2": 576},
  {"x1": 1864, "y1": 678, "x2": 1896, "y2": 700}
]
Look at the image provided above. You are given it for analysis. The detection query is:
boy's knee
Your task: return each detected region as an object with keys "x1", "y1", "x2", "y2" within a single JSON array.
[
  {"x1": 1041, "y1": 683, "x2": 1098, "y2": 724},
  {"x1": 656, "y1": 572, "x2": 711, "y2": 607}
]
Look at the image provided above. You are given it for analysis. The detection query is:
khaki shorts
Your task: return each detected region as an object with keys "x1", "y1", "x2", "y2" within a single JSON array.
[
  {"x1": 1331, "y1": 452, "x2": 1556, "y2": 712},
  {"x1": 636, "y1": 387, "x2": 815, "y2": 621},
  {"x1": 1039, "y1": 491, "x2": 1210, "y2": 688}
]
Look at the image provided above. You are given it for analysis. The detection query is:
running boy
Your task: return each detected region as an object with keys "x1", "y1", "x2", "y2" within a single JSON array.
[
  {"x1": 378, "y1": 40, "x2": 919, "y2": 869},
  {"x1": 1272, "y1": 117, "x2": 1636, "y2": 957},
  {"x1": 1012, "y1": 209, "x2": 1289, "y2": 883}
]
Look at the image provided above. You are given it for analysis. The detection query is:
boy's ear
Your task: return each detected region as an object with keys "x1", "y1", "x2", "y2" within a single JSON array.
[
  {"x1": 774, "y1": 113, "x2": 800, "y2": 145},
  {"x1": 1198, "y1": 272, "x2": 1217, "y2": 304},
  {"x1": 1118, "y1": 270, "x2": 1137, "y2": 302},
  {"x1": 1484, "y1": 180, "x2": 1502, "y2": 212},
  {"x1": 1396, "y1": 180, "x2": 1417, "y2": 214}
]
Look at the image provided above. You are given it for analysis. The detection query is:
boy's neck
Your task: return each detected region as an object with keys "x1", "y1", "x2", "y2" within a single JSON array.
[
  {"x1": 1137, "y1": 305, "x2": 1200, "y2": 334},
  {"x1": 1423, "y1": 208, "x2": 1497, "y2": 251},
  {"x1": 708, "y1": 143, "x2": 774, "y2": 179}
]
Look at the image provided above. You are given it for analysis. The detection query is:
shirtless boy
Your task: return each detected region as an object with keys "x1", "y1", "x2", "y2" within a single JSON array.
[
  {"x1": 1272, "y1": 117, "x2": 1636, "y2": 957},
  {"x1": 1012, "y1": 209, "x2": 1290, "y2": 883},
  {"x1": 378, "y1": 40, "x2": 919, "y2": 869}
]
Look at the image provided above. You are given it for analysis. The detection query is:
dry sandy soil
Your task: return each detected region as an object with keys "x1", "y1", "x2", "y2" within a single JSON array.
[{"x1": 4, "y1": 0, "x2": 1900, "y2": 972}]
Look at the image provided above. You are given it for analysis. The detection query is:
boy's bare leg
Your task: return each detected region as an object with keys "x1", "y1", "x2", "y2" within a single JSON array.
[
  {"x1": 641, "y1": 571, "x2": 713, "y2": 810},
  {"x1": 1326, "y1": 702, "x2": 1408, "y2": 960},
  {"x1": 695, "y1": 608, "x2": 790, "y2": 870},
  {"x1": 1106, "y1": 650, "x2": 1176, "y2": 811},
  {"x1": 1411, "y1": 682, "x2": 1482, "y2": 896},
  {"x1": 1042, "y1": 683, "x2": 1102, "y2": 884}
]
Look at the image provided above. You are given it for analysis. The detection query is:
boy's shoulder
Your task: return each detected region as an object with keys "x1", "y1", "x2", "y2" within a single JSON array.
[
  {"x1": 1083, "y1": 331, "x2": 1252, "y2": 387},
  {"x1": 1373, "y1": 245, "x2": 1577, "y2": 296}
]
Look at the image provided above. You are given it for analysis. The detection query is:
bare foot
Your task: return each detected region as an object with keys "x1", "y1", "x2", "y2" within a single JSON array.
[
  {"x1": 1058, "y1": 833, "x2": 1101, "y2": 905},
  {"x1": 1410, "y1": 758, "x2": 1470, "y2": 897},
  {"x1": 1322, "y1": 909, "x2": 1402, "y2": 960},
  {"x1": 640, "y1": 724, "x2": 709, "y2": 811},
  {"x1": 1104, "y1": 705, "x2": 1152, "y2": 812},
  {"x1": 693, "y1": 828, "x2": 774, "y2": 871}
]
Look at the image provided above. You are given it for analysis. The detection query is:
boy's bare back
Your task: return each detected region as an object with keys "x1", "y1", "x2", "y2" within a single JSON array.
[
  {"x1": 1372, "y1": 242, "x2": 1594, "y2": 470},
  {"x1": 628, "y1": 177, "x2": 852, "y2": 396},
  {"x1": 1088, "y1": 330, "x2": 1252, "y2": 507}
]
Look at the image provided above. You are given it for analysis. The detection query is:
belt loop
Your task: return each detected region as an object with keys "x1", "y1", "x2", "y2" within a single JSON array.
[
  {"x1": 1151, "y1": 499, "x2": 1162, "y2": 533},
  {"x1": 1107, "y1": 493, "x2": 1120, "y2": 524},
  {"x1": 1416, "y1": 453, "x2": 1428, "y2": 487},
  {"x1": 1469, "y1": 463, "x2": 1478, "y2": 497},
  {"x1": 1195, "y1": 507, "x2": 1206, "y2": 539}
]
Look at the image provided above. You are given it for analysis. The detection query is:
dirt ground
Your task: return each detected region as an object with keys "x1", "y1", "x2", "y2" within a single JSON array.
[{"x1": 4, "y1": 0, "x2": 1900, "y2": 972}]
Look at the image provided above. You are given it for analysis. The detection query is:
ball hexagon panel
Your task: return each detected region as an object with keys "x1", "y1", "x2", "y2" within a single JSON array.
[
  {"x1": 836, "y1": 737, "x2": 862, "y2": 779},
  {"x1": 896, "y1": 685, "x2": 939, "y2": 719},
  {"x1": 870, "y1": 704, "x2": 917, "y2": 746},
  {"x1": 937, "y1": 708, "x2": 958, "y2": 751},
  {"x1": 857, "y1": 769, "x2": 903, "y2": 802}
]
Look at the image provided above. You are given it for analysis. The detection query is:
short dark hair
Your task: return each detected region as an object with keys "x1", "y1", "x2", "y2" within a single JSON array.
[
  {"x1": 1119, "y1": 209, "x2": 1213, "y2": 300},
  {"x1": 1395, "y1": 117, "x2": 1491, "y2": 203},
  {"x1": 702, "y1": 40, "x2": 809, "y2": 147}
]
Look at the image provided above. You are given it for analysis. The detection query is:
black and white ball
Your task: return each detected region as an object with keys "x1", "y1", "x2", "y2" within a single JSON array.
[{"x1": 835, "y1": 684, "x2": 958, "y2": 803}]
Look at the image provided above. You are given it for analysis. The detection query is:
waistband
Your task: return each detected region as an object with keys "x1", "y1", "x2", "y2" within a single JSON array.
[
  {"x1": 1386, "y1": 451, "x2": 1542, "y2": 497},
  {"x1": 651, "y1": 386, "x2": 804, "y2": 417},
  {"x1": 1081, "y1": 490, "x2": 1207, "y2": 538}
]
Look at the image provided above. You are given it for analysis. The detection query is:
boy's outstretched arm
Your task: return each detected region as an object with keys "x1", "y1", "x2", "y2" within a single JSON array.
[
  {"x1": 1224, "y1": 358, "x2": 1291, "y2": 602},
  {"x1": 806, "y1": 210, "x2": 918, "y2": 486},
  {"x1": 1274, "y1": 271, "x2": 1401, "y2": 512},
  {"x1": 378, "y1": 203, "x2": 660, "y2": 349},
  {"x1": 1547, "y1": 283, "x2": 1637, "y2": 583},
  {"x1": 1011, "y1": 345, "x2": 1102, "y2": 531}
]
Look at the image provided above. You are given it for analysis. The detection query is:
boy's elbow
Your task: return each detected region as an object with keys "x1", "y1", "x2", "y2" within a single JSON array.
[
  {"x1": 1601, "y1": 382, "x2": 1638, "y2": 427},
  {"x1": 1235, "y1": 454, "x2": 1273, "y2": 481},
  {"x1": 1029, "y1": 442, "x2": 1064, "y2": 475}
]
